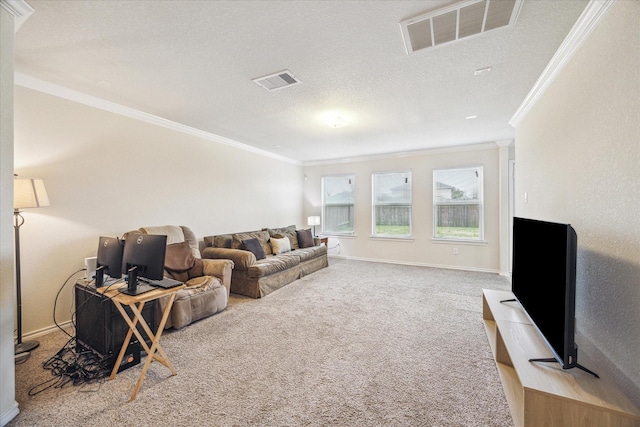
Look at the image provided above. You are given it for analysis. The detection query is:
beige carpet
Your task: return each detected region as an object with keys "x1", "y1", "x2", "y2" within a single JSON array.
[{"x1": 10, "y1": 259, "x2": 513, "y2": 426}]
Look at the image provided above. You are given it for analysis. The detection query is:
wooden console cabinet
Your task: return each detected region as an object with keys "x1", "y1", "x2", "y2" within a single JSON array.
[{"x1": 482, "y1": 289, "x2": 640, "y2": 427}]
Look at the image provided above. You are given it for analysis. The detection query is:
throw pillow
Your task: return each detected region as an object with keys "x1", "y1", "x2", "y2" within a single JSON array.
[
  {"x1": 242, "y1": 238, "x2": 266, "y2": 260},
  {"x1": 296, "y1": 228, "x2": 315, "y2": 248},
  {"x1": 233, "y1": 230, "x2": 272, "y2": 255},
  {"x1": 164, "y1": 241, "x2": 196, "y2": 272},
  {"x1": 270, "y1": 237, "x2": 291, "y2": 254},
  {"x1": 265, "y1": 225, "x2": 299, "y2": 249}
]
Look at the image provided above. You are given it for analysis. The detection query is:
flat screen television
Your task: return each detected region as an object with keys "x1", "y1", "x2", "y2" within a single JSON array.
[
  {"x1": 121, "y1": 234, "x2": 167, "y2": 295},
  {"x1": 511, "y1": 217, "x2": 597, "y2": 377},
  {"x1": 95, "y1": 236, "x2": 123, "y2": 288}
]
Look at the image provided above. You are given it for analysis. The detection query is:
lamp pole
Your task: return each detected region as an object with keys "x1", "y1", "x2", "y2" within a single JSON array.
[
  {"x1": 14, "y1": 209, "x2": 40, "y2": 362},
  {"x1": 13, "y1": 177, "x2": 49, "y2": 363}
]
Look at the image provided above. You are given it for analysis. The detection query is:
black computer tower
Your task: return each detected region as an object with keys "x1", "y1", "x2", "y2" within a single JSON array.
[{"x1": 74, "y1": 283, "x2": 159, "y2": 371}]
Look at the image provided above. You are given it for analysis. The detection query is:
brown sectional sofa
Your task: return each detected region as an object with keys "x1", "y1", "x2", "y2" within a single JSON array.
[{"x1": 202, "y1": 225, "x2": 328, "y2": 298}]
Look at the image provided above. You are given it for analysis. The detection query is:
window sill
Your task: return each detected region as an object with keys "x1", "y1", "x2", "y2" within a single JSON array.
[
  {"x1": 319, "y1": 233, "x2": 356, "y2": 239},
  {"x1": 370, "y1": 236, "x2": 414, "y2": 242},
  {"x1": 431, "y1": 238, "x2": 487, "y2": 246}
]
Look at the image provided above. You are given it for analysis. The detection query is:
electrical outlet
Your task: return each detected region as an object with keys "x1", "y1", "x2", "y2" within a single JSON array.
[{"x1": 453, "y1": 248, "x2": 459, "y2": 255}]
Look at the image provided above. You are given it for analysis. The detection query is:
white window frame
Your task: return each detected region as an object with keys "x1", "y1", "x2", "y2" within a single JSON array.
[
  {"x1": 321, "y1": 174, "x2": 355, "y2": 236},
  {"x1": 372, "y1": 170, "x2": 412, "y2": 239},
  {"x1": 433, "y1": 165, "x2": 484, "y2": 242}
]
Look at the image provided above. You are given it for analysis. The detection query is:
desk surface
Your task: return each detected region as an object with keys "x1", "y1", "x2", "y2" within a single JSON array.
[{"x1": 97, "y1": 283, "x2": 185, "y2": 304}]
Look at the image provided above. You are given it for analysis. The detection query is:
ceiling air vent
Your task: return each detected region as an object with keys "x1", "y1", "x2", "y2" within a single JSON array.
[
  {"x1": 400, "y1": 0, "x2": 523, "y2": 54},
  {"x1": 252, "y1": 70, "x2": 301, "y2": 91}
]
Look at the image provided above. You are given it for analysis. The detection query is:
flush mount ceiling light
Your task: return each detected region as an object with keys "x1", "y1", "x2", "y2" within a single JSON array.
[
  {"x1": 252, "y1": 70, "x2": 301, "y2": 91},
  {"x1": 400, "y1": 0, "x2": 523, "y2": 54},
  {"x1": 326, "y1": 115, "x2": 349, "y2": 128}
]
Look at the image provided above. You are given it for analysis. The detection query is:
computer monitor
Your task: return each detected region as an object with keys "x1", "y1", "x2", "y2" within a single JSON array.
[
  {"x1": 121, "y1": 234, "x2": 167, "y2": 295},
  {"x1": 95, "y1": 236, "x2": 123, "y2": 288}
]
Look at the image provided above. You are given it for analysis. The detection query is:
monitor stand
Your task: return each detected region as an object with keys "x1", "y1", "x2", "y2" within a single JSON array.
[
  {"x1": 529, "y1": 357, "x2": 599, "y2": 378},
  {"x1": 121, "y1": 269, "x2": 154, "y2": 296},
  {"x1": 94, "y1": 267, "x2": 105, "y2": 288}
]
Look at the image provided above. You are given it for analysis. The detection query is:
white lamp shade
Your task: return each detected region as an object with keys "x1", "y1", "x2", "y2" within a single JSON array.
[
  {"x1": 14, "y1": 178, "x2": 50, "y2": 210},
  {"x1": 307, "y1": 216, "x2": 321, "y2": 226}
]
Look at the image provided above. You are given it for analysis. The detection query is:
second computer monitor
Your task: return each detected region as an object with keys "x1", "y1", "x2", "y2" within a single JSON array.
[{"x1": 121, "y1": 234, "x2": 167, "y2": 295}]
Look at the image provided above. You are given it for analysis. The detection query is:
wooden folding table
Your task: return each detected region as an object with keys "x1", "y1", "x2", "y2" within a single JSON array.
[{"x1": 98, "y1": 283, "x2": 185, "y2": 401}]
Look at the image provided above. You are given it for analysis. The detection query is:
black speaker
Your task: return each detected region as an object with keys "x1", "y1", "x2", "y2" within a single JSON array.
[{"x1": 74, "y1": 283, "x2": 158, "y2": 371}]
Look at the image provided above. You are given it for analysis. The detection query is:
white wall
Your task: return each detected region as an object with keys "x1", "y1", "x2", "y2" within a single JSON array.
[
  {"x1": 1, "y1": 6, "x2": 18, "y2": 426},
  {"x1": 13, "y1": 86, "x2": 304, "y2": 337},
  {"x1": 514, "y1": 0, "x2": 639, "y2": 407},
  {"x1": 303, "y1": 143, "x2": 505, "y2": 273}
]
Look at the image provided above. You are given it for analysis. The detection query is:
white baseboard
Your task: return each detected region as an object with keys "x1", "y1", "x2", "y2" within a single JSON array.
[
  {"x1": 1, "y1": 400, "x2": 19, "y2": 426},
  {"x1": 18, "y1": 320, "x2": 73, "y2": 341},
  {"x1": 499, "y1": 271, "x2": 512, "y2": 280},
  {"x1": 328, "y1": 254, "x2": 500, "y2": 275}
]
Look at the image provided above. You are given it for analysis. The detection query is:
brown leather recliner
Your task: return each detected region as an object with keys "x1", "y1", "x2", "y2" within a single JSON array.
[{"x1": 126, "y1": 225, "x2": 234, "y2": 329}]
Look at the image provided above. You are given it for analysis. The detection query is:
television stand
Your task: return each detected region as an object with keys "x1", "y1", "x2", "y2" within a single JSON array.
[
  {"x1": 498, "y1": 297, "x2": 600, "y2": 378},
  {"x1": 482, "y1": 289, "x2": 640, "y2": 427}
]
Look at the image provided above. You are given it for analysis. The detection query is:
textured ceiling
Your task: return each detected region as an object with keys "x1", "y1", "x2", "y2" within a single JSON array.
[{"x1": 13, "y1": 0, "x2": 588, "y2": 163}]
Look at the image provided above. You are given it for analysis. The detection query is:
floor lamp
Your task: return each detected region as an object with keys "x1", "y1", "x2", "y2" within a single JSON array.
[{"x1": 14, "y1": 177, "x2": 50, "y2": 363}]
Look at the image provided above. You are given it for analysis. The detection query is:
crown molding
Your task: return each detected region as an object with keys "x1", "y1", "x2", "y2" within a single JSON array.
[
  {"x1": 495, "y1": 139, "x2": 514, "y2": 148},
  {"x1": 14, "y1": 73, "x2": 302, "y2": 166},
  {"x1": 302, "y1": 141, "x2": 499, "y2": 167},
  {"x1": 15, "y1": 72, "x2": 506, "y2": 168},
  {"x1": 1, "y1": 0, "x2": 34, "y2": 32},
  {"x1": 509, "y1": 0, "x2": 616, "y2": 128}
]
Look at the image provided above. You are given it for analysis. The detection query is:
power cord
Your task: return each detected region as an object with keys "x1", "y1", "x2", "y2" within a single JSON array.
[
  {"x1": 29, "y1": 336, "x2": 111, "y2": 396},
  {"x1": 327, "y1": 240, "x2": 341, "y2": 254},
  {"x1": 28, "y1": 269, "x2": 125, "y2": 396},
  {"x1": 53, "y1": 268, "x2": 86, "y2": 338}
]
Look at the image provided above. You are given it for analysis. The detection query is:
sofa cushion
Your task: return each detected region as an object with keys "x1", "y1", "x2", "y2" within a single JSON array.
[
  {"x1": 137, "y1": 225, "x2": 201, "y2": 258},
  {"x1": 165, "y1": 258, "x2": 205, "y2": 282},
  {"x1": 265, "y1": 225, "x2": 299, "y2": 249},
  {"x1": 293, "y1": 245, "x2": 327, "y2": 262},
  {"x1": 232, "y1": 230, "x2": 272, "y2": 255},
  {"x1": 242, "y1": 238, "x2": 266, "y2": 260},
  {"x1": 211, "y1": 234, "x2": 232, "y2": 248},
  {"x1": 164, "y1": 242, "x2": 196, "y2": 272},
  {"x1": 163, "y1": 276, "x2": 226, "y2": 329},
  {"x1": 247, "y1": 254, "x2": 300, "y2": 279},
  {"x1": 170, "y1": 275, "x2": 222, "y2": 305},
  {"x1": 203, "y1": 247, "x2": 255, "y2": 270},
  {"x1": 270, "y1": 237, "x2": 291, "y2": 254},
  {"x1": 179, "y1": 226, "x2": 202, "y2": 258},
  {"x1": 296, "y1": 228, "x2": 315, "y2": 248}
]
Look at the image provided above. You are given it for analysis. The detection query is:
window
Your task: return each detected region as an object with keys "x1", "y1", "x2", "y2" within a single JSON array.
[
  {"x1": 433, "y1": 166, "x2": 483, "y2": 240},
  {"x1": 321, "y1": 175, "x2": 355, "y2": 234},
  {"x1": 372, "y1": 171, "x2": 412, "y2": 238}
]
